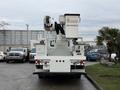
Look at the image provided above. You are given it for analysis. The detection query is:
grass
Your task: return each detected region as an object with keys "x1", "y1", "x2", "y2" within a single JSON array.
[{"x1": 86, "y1": 63, "x2": 120, "y2": 90}]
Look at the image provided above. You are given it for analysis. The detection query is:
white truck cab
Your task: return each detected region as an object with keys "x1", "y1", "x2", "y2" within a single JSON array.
[{"x1": 33, "y1": 14, "x2": 86, "y2": 78}]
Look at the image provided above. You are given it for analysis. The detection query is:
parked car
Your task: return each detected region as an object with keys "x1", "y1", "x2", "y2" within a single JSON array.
[
  {"x1": 96, "y1": 49, "x2": 108, "y2": 58},
  {"x1": 0, "y1": 51, "x2": 6, "y2": 61},
  {"x1": 92, "y1": 49, "x2": 109, "y2": 60},
  {"x1": 86, "y1": 51, "x2": 100, "y2": 61},
  {"x1": 6, "y1": 48, "x2": 28, "y2": 63},
  {"x1": 110, "y1": 53, "x2": 117, "y2": 60},
  {"x1": 29, "y1": 48, "x2": 36, "y2": 63}
]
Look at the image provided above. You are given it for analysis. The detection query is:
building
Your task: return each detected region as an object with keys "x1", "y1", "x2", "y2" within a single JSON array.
[
  {"x1": 84, "y1": 41, "x2": 96, "y2": 46},
  {"x1": 0, "y1": 30, "x2": 44, "y2": 52}
]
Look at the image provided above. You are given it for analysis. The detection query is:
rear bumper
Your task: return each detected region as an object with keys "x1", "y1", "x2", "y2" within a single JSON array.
[
  {"x1": 33, "y1": 69, "x2": 86, "y2": 76},
  {"x1": 6, "y1": 57, "x2": 23, "y2": 61},
  {"x1": 6, "y1": 56, "x2": 23, "y2": 59}
]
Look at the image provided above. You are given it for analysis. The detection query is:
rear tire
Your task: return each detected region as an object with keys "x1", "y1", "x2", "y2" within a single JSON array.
[
  {"x1": 29, "y1": 61, "x2": 31, "y2": 63},
  {"x1": 38, "y1": 74, "x2": 46, "y2": 79},
  {"x1": 87, "y1": 57, "x2": 90, "y2": 61},
  {"x1": 22, "y1": 58, "x2": 25, "y2": 63},
  {"x1": 38, "y1": 74, "x2": 43, "y2": 79},
  {"x1": 73, "y1": 75, "x2": 81, "y2": 79},
  {"x1": 76, "y1": 75, "x2": 81, "y2": 79},
  {"x1": 6, "y1": 60, "x2": 9, "y2": 63}
]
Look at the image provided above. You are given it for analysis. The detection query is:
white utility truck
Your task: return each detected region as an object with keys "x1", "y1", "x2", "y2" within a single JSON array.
[{"x1": 33, "y1": 14, "x2": 86, "y2": 78}]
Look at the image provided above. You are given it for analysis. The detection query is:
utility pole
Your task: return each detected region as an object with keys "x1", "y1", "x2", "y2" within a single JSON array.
[{"x1": 26, "y1": 24, "x2": 29, "y2": 48}]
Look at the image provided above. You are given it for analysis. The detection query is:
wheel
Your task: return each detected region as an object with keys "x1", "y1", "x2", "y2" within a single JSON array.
[
  {"x1": 79, "y1": 75, "x2": 81, "y2": 79},
  {"x1": 86, "y1": 57, "x2": 89, "y2": 61},
  {"x1": 23, "y1": 59, "x2": 25, "y2": 63},
  {"x1": 6, "y1": 60, "x2": 9, "y2": 63},
  {"x1": 3, "y1": 57, "x2": 5, "y2": 61},
  {"x1": 29, "y1": 61, "x2": 31, "y2": 63},
  {"x1": 38, "y1": 74, "x2": 43, "y2": 79},
  {"x1": 22, "y1": 58, "x2": 25, "y2": 63},
  {"x1": 38, "y1": 74, "x2": 45, "y2": 79},
  {"x1": 76, "y1": 75, "x2": 81, "y2": 79}
]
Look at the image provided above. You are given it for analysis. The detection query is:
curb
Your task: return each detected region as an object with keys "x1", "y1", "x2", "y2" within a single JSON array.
[{"x1": 85, "y1": 74, "x2": 103, "y2": 90}]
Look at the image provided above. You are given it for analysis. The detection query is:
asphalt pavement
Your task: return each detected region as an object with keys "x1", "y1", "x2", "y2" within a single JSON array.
[{"x1": 0, "y1": 62, "x2": 97, "y2": 90}]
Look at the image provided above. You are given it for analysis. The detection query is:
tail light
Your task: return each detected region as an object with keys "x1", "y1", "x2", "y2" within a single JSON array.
[
  {"x1": 80, "y1": 60, "x2": 85, "y2": 65},
  {"x1": 35, "y1": 59, "x2": 41, "y2": 64}
]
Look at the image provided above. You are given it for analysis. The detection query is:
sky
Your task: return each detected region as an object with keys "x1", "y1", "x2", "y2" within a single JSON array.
[{"x1": 0, "y1": 0, "x2": 120, "y2": 41}]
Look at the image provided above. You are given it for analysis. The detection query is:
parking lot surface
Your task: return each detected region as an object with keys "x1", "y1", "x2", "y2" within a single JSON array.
[{"x1": 0, "y1": 62, "x2": 97, "y2": 90}]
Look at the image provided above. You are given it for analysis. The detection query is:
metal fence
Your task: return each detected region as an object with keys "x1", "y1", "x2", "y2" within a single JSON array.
[{"x1": 0, "y1": 30, "x2": 44, "y2": 52}]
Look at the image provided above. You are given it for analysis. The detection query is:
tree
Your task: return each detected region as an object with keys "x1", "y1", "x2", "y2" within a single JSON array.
[
  {"x1": 97, "y1": 27, "x2": 120, "y2": 62},
  {"x1": 115, "y1": 32, "x2": 120, "y2": 63},
  {"x1": 96, "y1": 36, "x2": 104, "y2": 45}
]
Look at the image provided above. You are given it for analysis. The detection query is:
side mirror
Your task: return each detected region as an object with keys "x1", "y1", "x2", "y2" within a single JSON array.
[{"x1": 7, "y1": 49, "x2": 9, "y2": 52}]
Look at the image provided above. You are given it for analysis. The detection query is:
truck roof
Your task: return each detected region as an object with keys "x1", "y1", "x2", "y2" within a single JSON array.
[{"x1": 64, "y1": 14, "x2": 80, "y2": 16}]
